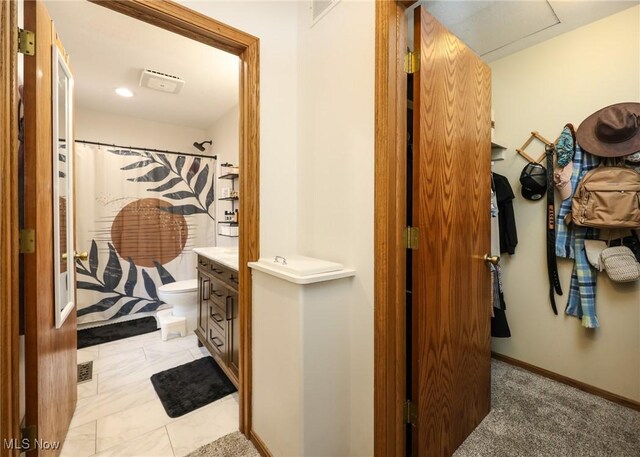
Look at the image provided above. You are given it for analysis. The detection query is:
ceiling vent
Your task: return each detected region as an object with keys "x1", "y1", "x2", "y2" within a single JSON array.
[
  {"x1": 139, "y1": 69, "x2": 185, "y2": 94},
  {"x1": 311, "y1": 0, "x2": 341, "y2": 26}
]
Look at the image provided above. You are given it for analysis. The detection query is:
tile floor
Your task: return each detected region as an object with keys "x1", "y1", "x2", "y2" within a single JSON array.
[{"x1": 61, "y1": 330, "x2": 239, "y2": 457}]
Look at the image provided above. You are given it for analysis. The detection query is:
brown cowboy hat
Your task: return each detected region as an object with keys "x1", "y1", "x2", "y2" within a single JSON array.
[{"x1": 576, "y1": 102, "x2": 640, "y2": 158}]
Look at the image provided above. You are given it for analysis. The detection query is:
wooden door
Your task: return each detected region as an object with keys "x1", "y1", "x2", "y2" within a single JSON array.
[
  {"x1": 411, "y1": 6, "x2": 492, "y2": 456},
  {"x1": 23, "y1": 1, "x2": 77, "y2": 454}
]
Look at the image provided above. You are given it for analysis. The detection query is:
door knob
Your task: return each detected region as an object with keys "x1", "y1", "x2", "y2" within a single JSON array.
[
  {"x1": 62, "y1": 251, "x2": 89, "y2": 261},
  {"x1": 483, "y1": 254, "x2": 500, "y2": 265}
]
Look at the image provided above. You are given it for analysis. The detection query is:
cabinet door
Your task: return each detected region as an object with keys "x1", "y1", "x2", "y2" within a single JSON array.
[
  {"x1": 228, "y1": 289, "x2": 240, "y2": 379},
  {"x1": 198, "y1": 273, "x2": 210, "y2": 336}
]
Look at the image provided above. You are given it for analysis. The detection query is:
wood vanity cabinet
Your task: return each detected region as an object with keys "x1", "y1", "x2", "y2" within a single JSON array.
[{"x1": 196, "y1": 255, "x2": 239, "y2": 386}]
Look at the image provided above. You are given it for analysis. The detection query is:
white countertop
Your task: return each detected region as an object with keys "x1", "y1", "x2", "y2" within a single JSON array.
[{"x1": 193, "y1": 247, "x2": 239, "y2": 271}]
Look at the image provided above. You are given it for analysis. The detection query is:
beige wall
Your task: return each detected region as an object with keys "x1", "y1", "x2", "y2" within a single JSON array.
[
  {"x1": 178, "y1": 0, "x2": 299, "y2": 258},
  {"x1": 491, "y1": 6, "x2": 640, "y2": 402},
  {"x1": 297, "y1": 1, "x2": 375, "y2": 455},
  {"x1": 183, "y1": 1, "x2": 376, "y2": 453},
  {"x1": 75, "y1": 107, "x2": 209, "y2": 154}
]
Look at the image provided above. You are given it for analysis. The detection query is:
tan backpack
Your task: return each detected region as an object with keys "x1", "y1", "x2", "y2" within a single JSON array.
[{"x1": 571, "y1": 166, "x2": 640, "y2": 229}]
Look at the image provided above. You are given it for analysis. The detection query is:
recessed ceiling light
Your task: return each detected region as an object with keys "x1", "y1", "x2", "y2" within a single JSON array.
[{"x1": 115, "y1": 87, "x2": 134, "y2": 98}]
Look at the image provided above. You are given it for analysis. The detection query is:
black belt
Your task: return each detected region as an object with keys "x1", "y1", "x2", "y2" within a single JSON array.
[{"x1": 546, "y1": 144, "x2": 563, "y2": 314}]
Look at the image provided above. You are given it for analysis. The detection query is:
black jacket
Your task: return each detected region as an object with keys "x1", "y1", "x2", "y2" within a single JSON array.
[{"x1": 492, "y1": 173, "x2": 518, "y2": 255}]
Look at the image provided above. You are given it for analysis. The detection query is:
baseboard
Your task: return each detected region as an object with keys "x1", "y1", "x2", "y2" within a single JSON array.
[
  {"x1": 491, "y1": 352, "x2": 640, "y2": 412},
  {"x1": 250, "y1": 430, "x2": 273, "y2": 457}
]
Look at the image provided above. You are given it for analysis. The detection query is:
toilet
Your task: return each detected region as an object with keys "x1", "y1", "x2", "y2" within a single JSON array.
[{"x1": 157, "y1": 279, "x2": 199, "y2": 334}]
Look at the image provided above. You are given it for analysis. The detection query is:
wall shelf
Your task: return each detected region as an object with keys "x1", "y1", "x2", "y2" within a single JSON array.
[
  {"x1": 491, "y1": 141, "x2": 507, "y2": 162},
  {"x1": 217, "y1": 165, "x2": 239, "y2": 244}
]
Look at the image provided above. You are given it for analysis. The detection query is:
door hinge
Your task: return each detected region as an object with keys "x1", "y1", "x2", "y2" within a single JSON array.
[
  {"x1": 404, "y1": 51, "x2": 419, "y2": 74},
  {"x1": 405, "y1": 226, "x2": 419, "y2": 250},
  {"x1": 404, "y1": 400, "x2": 417, "y2": 426},
  {"x1": 19, "y1": 229, "x2": 35, "y2": 254},
  {"x1": 18, "y1": 28, "x2": 35, "y2": 56},
  {"x1": 20, "y1": 425, "x2": 37, "y2": 451}
]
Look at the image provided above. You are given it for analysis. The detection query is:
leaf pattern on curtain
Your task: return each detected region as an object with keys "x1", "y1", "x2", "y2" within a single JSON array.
[
  {"x1": 76, "y1": 240, "x2": 176, "y2": 318},
  {"x1": 74, "y1": 143, "x2": 217, "y2": 324},
  {"x1": 109, "y1": 149, "x2": 215, "y2": 220}
]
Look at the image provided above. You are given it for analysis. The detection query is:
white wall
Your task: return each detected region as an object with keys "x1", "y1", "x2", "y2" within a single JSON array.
[
  {"x1": 206, "y1": 105, "x2": 240, "y2": 248},
  {"x1": 296, "y1": 1, "x2": 375, "y2": 455},
  {"x1": 179, "y1": 1, "x2": 375, "y2": 454},
  {"x1": 491, "y1": 6, "x2": 640, "y2": 402},
  {"x1": 179, "y1": 0, "x2": 299, "y2": 258},
  {"x1": 75, "y1": 107, "x2": 210, "y2": 154}
]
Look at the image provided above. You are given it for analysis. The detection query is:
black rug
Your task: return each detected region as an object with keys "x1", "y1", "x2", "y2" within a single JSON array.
[
  {"x1": 77, "y1": 317, "x2": 158, "y2": 349},
  {"x1": 151, "y1": 357, "x2": 237, "y2": 418}
]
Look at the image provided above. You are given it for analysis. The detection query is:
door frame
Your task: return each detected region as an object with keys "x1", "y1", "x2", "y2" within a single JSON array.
[
  {"x1": 374, "y1": 1, "x2": 413, "y2": 456},
  {"x1": 1, "y1": 0, "x2": 20, "y2": 454},
  {"x1": 91, "y1": 0, "x2": 260, "y2": 437},
  {"x1": 0, "y1": 0, "x2": 259, "y2": 446}
]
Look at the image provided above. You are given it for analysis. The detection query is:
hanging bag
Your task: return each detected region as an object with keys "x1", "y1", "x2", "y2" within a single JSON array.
[
  {"x1": 584, "y1": 239, "x2": 608, "y2": 270},
  {"x1": 600, "y1": 246, "x2": 640, "y2": 282},
  {"x1": 571, "y1": 166, "x2": 640, "y2": 229}
]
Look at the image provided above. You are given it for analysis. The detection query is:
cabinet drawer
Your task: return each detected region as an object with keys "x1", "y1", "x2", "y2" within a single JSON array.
[
  {"x1": 197, "y1": 256, "x2": 210, "y2": 271},
  {"x1": 208, "y1": 302, "x2": 226, "y2": 332},
  {"x1": 209, "y1": 277, "x2": 228, "y2": 308},
  {"x1": 207, "y1": 322, "x2": 226, "y2": 358},
  {"x1": 208, "y1": 262, "x2": 228, "y2": 283},
  {"x1": 208, "y1": 261, "x2": 239, "y2": 290}
]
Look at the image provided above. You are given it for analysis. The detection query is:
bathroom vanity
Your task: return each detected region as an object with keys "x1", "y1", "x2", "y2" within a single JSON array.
[{"x1": 193, "y1": 247, "x2": 240, "y2": 387}]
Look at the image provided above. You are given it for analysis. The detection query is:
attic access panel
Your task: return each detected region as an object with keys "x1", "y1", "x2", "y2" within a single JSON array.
[{"x1": 423, "y1": 0, "x2": 560, "y2": 56}]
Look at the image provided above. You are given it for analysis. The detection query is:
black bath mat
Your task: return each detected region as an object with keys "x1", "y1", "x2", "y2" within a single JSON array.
[
  {"x1": 151, "y1": 357, "x2": 237, "y2": 418},
  {"x1": 77, "y1": 316, "x2": 158, "y2": 349}
]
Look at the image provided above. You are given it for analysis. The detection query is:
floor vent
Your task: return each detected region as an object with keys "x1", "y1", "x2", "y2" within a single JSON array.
[{"x1": 77, "y1": 361, "x2": 93, "y2": 384}]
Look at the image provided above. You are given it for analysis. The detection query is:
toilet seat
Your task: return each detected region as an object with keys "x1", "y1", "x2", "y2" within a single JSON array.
[{"x1": 157, "y1": 279, "x2": 198, "y2": 295}]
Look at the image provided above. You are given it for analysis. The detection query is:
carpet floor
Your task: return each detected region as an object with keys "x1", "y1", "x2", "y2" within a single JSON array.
[
  {"x1": 185, "y1": 431, "x2": 259, "y2": 457},
  {"x1": 77, "y1": 316, "x2": 158, "y2": 348},
  {"x1": 186, "y1": 361, "x2": 639, "y2": 457},
  {"x1": 454, "y1": 360, "x2": 640, "y2": 456}
]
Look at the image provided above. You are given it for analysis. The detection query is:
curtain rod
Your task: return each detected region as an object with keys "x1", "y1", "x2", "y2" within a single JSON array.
[{"x1": 75, "y1": 139, "x2": 217, "y2": 161}]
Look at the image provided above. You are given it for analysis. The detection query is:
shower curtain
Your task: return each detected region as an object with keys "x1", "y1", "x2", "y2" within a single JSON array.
[{"x1": 74, "y1": 142, "x2": 216, "y2": 324}]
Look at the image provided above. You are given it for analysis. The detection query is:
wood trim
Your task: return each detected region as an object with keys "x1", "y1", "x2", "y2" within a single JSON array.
[
  {"x1": 91, "y1": 0, "x2": 257, "y2": 55},
  {"x1": 492, "y1": 352, "x2": 640, "y2": 412},
  {"x1": 238, "y1": 39, "x2": 260, "y2": 436},
  {"x1": 0, "y1": 1, "x2": 20, "y2": 454},
  {"x1": 374, "y1": 1, "x2": 408, "y2": 456},
  {"x1": 93, "y1": 0, "x2": 260, "y2": 437},
  {"x1": 249, "y1": 430, "x2": 273, "y2": 457}
]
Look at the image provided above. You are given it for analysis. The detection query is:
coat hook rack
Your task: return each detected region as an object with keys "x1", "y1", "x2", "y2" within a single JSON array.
[{"x1": 516, "y1": 131, "x2": 554, "y2": 163}]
